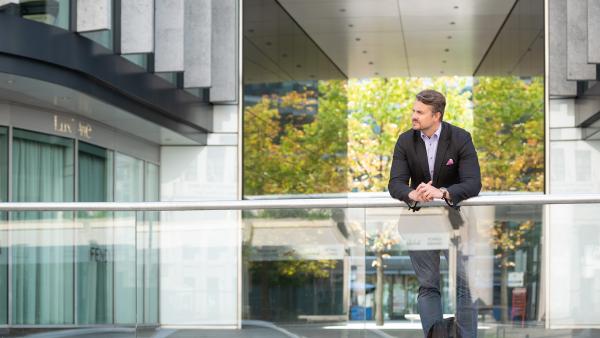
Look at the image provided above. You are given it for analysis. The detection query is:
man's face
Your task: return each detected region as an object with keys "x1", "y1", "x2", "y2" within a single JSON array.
[{"x1": 412, "y1": 100, "x2": 440, "y2": 131}]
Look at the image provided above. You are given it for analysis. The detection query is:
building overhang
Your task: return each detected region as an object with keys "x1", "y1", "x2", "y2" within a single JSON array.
[{"x1": 0, "y1": 11, "x2": 212, "y2": 144}]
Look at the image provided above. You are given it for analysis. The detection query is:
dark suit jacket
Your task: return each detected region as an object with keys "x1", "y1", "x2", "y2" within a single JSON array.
[{"x1": 388, "y1": 121, "x2": 482, "y2": 209}]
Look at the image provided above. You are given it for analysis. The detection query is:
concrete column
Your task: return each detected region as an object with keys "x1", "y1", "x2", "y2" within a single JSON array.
[
  {"x1": 160, "y1": 145, "x2": 238, "y2": 326},
  {"x1": 567, "y1": 0, "x2": 596, "y2": 80},
  {"x1": 183, "y1": 0, "x2": 211, "y2": 88},
  {"x1": 210, "y1": 0, "x2": 238, "y2": 102},
  {"x1": 588, "y1": 0, "x2": 600, "y2": 63},
  {"x1": 549, "y1": 0, "x2": 577, "y2": 96},
  {"x1": 155, "y1": 0, "x2": 184, "y2": 72},
  {"x1": 120, "y1": 0, "x2": 154, "y2": 54},
  {"x1": 76, "y1": 0, "x2": 111, "y2": 32}
]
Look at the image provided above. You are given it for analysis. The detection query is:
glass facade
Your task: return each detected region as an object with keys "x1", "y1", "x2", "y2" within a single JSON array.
[
  {"x1": 243, "y1": 0, "x2": 347, "y2": 197},
  {"x1": 242, "y1": 0, "x2": 546, "y2": 334},
  {"x1": 4, "y1": 0, "x2": 600, "y2": 335},
  {"x1": 0, "y1": 127, "x2": 7, "y2": 203},
  {"x1": 243, "y1": 0, "x2": 545, "y2": 198},
  {"x1": 0, "y1": 127, "x2": 6, "y2": 325},
  {"x1": 140, "y1": 162, "x2": 159, "y2": 324},
  {"x1": 77, "y1": 142, "x2": 114, "y2": 324},
  {"x1": 240, "y1": 203, "x2": 546, "y2": 336},
  {"x1": 0, "y1": 125, "x2": 159, "y2": 327}
]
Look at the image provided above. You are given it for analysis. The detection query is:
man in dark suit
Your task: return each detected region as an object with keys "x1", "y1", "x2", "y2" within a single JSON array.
[{"x1": 388, "y1": 89, "x2": 481, "y2": 338}]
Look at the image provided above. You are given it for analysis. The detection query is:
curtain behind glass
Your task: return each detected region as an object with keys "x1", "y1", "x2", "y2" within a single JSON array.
[
  {"x1": 11, "y1": 129, "x2": 74, "y2": 324},
  {"x1": 0, "y1": 127, "x2": 7, "y2": 324},
  {"x1": 77, "y1": 142, "x2": 114, "y2": 324}
]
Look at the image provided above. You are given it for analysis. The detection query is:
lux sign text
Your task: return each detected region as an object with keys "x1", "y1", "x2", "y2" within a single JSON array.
[{"x1": 54, "y1": 115, "x2": 93, "y2": 139}]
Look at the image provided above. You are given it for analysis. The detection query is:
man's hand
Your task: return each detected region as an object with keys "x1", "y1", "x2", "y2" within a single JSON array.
[
  {"x1": 415, "y1": 181, "x2": 444, "y2": 201},
  {"x1": 408, "y1": 189, "x2": 427, "y2": 202}
]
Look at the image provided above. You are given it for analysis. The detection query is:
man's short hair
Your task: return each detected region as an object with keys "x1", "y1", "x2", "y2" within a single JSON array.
[{"x1": 416, "y1": 89, "x2": 446, "y2": 119}]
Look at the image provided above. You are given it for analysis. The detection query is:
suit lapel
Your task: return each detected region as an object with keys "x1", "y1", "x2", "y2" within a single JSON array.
[
  {"x1": 433, "y1": 122, "x2": 451, "y2": 186},
  {"x1": 414, "y1": 131, "x2": 431, "y2": 181}
]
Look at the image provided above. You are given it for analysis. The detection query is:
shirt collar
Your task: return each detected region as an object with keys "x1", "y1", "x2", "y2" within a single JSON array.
[{"x1": 421, "y1": 123, "x2": 442, "y2": 140}]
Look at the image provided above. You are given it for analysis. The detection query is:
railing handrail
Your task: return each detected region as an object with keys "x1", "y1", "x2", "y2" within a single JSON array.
[{"x1": 1, "y1": 193, "x2": 599, "y2": 211}]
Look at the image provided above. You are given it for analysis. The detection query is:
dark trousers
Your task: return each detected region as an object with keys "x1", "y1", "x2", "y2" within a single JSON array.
[{"x1": 409, "y1": 249, "x2": 477, "y2": 338}]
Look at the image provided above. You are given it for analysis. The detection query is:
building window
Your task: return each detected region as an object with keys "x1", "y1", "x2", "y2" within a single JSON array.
[
  {"x1": 11, "y1": 128, "x2": 75, "y2": 324},
  {"x1": 77, "y1": 141, "x2": 114, "y2": 324},
  {"x1": 20, "y1": 0, "x2": 70, "y2": 30},
  {"x1": 78, "y1": 141, "x2": 114, "y2": 202},
  {"x1": 1, "y1": 126, "x2": 160, "y2": 325},
  {"x1": 12, "y1": 128, "x2": 74, "y2": 203},
  {"x1": 0, "y1": 126, "x2": 7, "y2": 325}
]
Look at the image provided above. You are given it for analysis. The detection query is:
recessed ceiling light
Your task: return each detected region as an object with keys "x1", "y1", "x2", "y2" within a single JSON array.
[{"x1": 355, "y1": 37, "x2": 361, "y2": 41}]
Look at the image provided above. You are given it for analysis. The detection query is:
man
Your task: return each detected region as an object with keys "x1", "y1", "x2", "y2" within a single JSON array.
[{"x1": 388, "y1": 89, "x2": 481, "y2": 337}]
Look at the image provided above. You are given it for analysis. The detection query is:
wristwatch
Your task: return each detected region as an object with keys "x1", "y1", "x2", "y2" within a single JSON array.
[{"x1": 440, "y1": 187, "x2": 449, "y2": 200}]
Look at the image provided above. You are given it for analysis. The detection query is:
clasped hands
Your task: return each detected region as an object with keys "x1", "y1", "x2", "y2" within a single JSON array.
[{"x1": 408, "y1": 180, "x2": 443, "y2": 202}]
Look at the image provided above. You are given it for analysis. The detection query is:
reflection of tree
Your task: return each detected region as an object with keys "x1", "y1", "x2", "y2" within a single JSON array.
[
  {"x1": 491, "y1": 219, "x2": 534, "y2": 322},
  {"x1": 246, "y1": 253, "x2": 338, "y2": 320},
  {"x1": 243, "y1": 212, "x2": 339, "y2": 321},
  {"x1": 367, "y1": 223, "x2": 400, "y2": 326}
]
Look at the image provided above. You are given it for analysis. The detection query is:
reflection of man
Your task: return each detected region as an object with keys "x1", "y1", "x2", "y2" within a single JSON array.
[{"x1": 388, "y1": 90, "x2": 481, "y2": 337}]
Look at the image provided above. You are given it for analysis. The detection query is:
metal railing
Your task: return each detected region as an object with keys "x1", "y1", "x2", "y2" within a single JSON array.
[{"x1": 0, "y1": 193, "x2": 599, "y2": 211}]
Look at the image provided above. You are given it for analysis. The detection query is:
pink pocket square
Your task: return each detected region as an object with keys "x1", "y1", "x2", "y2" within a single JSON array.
[{"x1": 446, "y1": 158, "x2": 454, "y2": 166}]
